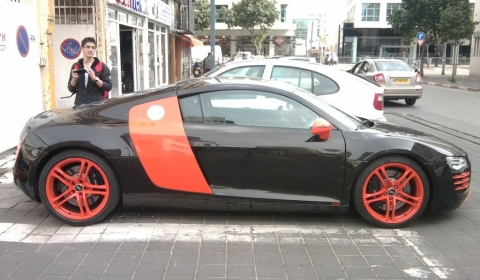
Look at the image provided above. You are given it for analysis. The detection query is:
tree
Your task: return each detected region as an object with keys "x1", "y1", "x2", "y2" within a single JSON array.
[
  {"x1": 194, "y1": 0, "x2": 211, "y2": 32},
  {"x1": 438, "y1": 0, "x2": 477, "y2": 83},
  {"x1": 388, "y1": 0, "x2": 446, "y2": 77},
  {"x1": 224, "y1": 0, "x2": 279, "y2": 55}
]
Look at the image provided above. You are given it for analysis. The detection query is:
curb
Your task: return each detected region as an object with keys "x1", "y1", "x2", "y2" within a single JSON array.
[{"x1": 421, "y1": 81, "x2": 480, "y2": 92}]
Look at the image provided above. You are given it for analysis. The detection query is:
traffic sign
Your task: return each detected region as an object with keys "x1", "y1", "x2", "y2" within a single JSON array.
[
  {"x1": 275, "y1": 37, "x2": 284, "y2": 45},
  {"x1": 416, "y1": 31, "x2": 426, "y2": 46},
  {"x1": 60, "y1": 38, "x2": 81, "y2": 59},
  {"x1": 16, "y1": 25, "x2": 29, "y2": 58}
]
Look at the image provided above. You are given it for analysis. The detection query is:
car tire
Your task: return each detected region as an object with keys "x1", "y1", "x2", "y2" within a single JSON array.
[
  {"x1": 405, "y1": 98, "x2": 417, "y2": 106},
  {"x1": 38, "y1": 150, "x2": 121, "y2": 226},
  {"x1": 352, "y1": 156, "x2": 429, "y2": 228}
]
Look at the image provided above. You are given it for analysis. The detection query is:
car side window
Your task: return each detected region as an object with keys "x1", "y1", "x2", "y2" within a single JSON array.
[
  {"x1": 197, "y1": 90, "x2": 318, "y2": 129},
  {"x1": 313, "y1": 73, "x2": 340, "y2": 95},
  {"x1": 361, "y1": 62, "x2": 370, "y2": 73},
  {"x1": 217, "y1": 66, "x2": 265, "y2": 78},
  {"x1": 179, "y1": 95, "x2": 203, "y2": 123},
  {"x1": 271, "y1": 66, "x2": 313, "y2": 93},
  {"x1": 353, "y1": 62, "x2": 364, "y2": 74}
]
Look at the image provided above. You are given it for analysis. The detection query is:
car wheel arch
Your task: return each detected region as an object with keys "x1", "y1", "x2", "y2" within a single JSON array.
[
  {"x1": 32, "y1": 146, "x2": 123, "y2": 203},
  {"x1": 346, "y1": 151, "x2": 435, "y2": 207},
  {"x1": 349, "y1": 153, "x2": 434, "y2": 227}
]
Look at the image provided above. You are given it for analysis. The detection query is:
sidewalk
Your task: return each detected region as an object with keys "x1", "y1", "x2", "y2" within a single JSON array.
[
  {"x1": 0, "y1": 147, "x2": 15, "y2": 181},
  {"x1": 420, "y1": 66, "x2": 480, "y2": 92}
]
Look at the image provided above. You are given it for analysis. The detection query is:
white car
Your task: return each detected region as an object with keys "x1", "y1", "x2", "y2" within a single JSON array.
[
  {"x1": 276, "y1": 56, "x2": 318, "y2": 63},
  {"x1": 204, "y1": 59, "x2": 386, "y2": 122}
]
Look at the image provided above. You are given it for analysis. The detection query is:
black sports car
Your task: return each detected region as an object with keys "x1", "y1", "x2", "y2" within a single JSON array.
[{"x1": 14, "y1": 77, "x2": 471, "y2": 228}]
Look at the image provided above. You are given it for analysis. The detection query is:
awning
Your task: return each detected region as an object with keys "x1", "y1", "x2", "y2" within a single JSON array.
[{"x1": 184, "y1": 34, "x2": 204, "y2": 46}]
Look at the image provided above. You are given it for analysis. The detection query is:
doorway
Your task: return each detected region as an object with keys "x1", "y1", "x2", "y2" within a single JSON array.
[{"x1": 120, "y1": 25, "x2": 138, "y2": 93}]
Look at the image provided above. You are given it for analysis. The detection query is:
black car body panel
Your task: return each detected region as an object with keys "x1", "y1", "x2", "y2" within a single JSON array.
[{"x1": 13, "y1": 77, "x2": 470, "y2": 225}]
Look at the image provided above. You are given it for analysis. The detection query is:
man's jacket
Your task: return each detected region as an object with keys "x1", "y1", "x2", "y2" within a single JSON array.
[{"x1": 67, "y1": 57, "x2": 113, "y2": 105}]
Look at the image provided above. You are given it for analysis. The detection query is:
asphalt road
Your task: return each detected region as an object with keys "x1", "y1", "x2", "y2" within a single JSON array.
[{"x1": 0, "y1": 85, "x2": 479, "y2": 279}]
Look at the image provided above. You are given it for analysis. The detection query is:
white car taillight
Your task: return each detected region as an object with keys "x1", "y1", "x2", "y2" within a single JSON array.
[
  {"x1": 416, "y1": 73, "x2": 421, "y2": 83},
  {"x1": 373, "y1": 93, "x2": 384, "y2": 110},
  {"x1": 373, "y1": 73, "x2": 385, "y2": 85}
]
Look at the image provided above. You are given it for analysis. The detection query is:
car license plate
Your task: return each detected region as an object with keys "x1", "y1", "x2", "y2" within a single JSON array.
[{"x1": 393, "y1": 78, "x2": 409, "y2": 83}]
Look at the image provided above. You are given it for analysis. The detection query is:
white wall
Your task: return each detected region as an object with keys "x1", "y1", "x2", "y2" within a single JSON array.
[
  {"x1": 0, "y1": 1, "x2": 43, "y2": 152},
  {"x1": 53, "y1": 25, "x2": 96, "y2": 108}
]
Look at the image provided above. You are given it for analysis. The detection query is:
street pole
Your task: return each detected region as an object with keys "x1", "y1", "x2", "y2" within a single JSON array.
[
  {"x1": 210, "y1": 0, "x2": 216, "y2": 70},
  {"x1": 441, "y1": 43, "x2": 447, "y2": 75}
]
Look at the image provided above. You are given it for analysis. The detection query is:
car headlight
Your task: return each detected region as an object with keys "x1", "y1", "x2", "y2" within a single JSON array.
[{"x1": 446, "y1": 157, "x2": 468, "y2": 171}]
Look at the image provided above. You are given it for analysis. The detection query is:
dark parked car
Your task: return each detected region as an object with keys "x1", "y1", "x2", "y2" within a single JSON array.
[{"x1": 14, "y1": 77, "x2": 470, "y2": 227}]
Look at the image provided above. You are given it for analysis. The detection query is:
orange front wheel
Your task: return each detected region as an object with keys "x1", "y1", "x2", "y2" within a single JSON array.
[
  {"x1": 39, "y1": 150, "x2": 120, "y2": 226},
  {"x1": 352, "y1": 156, "x2": 429, "y2": 228}
]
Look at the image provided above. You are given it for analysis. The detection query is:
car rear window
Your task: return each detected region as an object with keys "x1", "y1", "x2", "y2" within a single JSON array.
[{"x1": 374, "y1": 60, "x2": 411, "y2": 71}]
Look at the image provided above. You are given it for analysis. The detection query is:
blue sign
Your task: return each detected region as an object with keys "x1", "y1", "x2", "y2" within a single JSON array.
[
  {"x1": 416, "y1": 32, "x2": 426, "y2": 40},
  {"x1": 60, "y1": 38, "x2": 81, "y2": 59},
  {"x1": 16, "y1": 25, "x2": 29, "y2": 58}
]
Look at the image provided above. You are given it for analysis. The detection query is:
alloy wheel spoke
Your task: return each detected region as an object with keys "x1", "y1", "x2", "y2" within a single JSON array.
[
  {"x1": 375, "y1": 167, "x2": 392, "y2": 187},
  {"x1": 82, "y1": 192, "x2": 93, "y2": 216},
  {"x1": 365, "y1": 195, "x2": 387, "y2": 204},
  {"x1": 383, "y1": 198, "x2": 392, "y2": 220},
  {"x1": 51, "y1": 167, "x2": 75, "y2": 187},
  {"x1": 52, "y1": 191, "x2": 77, "y2": 210},
  {"x1": 397, "y1": 194, "x2": 421, "y2": 208},
  {"x1": 83, "y1": 189, "x2": 108, "y2": 197},
  {"x1": 398, "y1": 171, "x2": 417, "y2": 190},
  {"x1": 77, "y1": 160, "x2": 93, "y2": 184},
  {"x1": 364, "y1": 189, "x2": 385, "y2": 199},
  {"x1": 76, "y1": 194, "x2": 85, "y2": 217}
]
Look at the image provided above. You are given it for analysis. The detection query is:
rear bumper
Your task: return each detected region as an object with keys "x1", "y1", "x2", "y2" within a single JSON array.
[{"x1": 383, "y1": 85, "x2": 423, "y2": 99}]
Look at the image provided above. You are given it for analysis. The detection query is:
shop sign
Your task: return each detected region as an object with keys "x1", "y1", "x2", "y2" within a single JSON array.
[
  {"x1": 115, "y1": 0, "x2": 142, "y2": 13},
  {"x1": 199, "y1": 36, "x2": 229, "y2": 45},
  {"x1": 0, "y1": 33, "x2": 6, "y2": 52},
  {"x1": 148, "y1": 0, "x2": 171, "y2": 26}
]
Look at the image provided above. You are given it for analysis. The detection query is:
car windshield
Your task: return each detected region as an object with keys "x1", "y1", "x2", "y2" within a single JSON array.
[
  {"x1": 292, "y1": 88, "x2": 362, "y2": 130},
  {"x1": 374, "y1": 60, "x2": 411, "y2": 71}
]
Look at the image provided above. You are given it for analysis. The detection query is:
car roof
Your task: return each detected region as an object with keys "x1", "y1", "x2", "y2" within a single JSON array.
[
  {"x1": 175, "y1": 76, "x2": 299, "y2": 96},
  {"x1": 214, "y1": 59, "x2": 336, "y2": 72}
]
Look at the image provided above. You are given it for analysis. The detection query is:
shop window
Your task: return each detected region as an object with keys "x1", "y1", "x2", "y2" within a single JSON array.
[
  {"x1": 54, "y1": 0, "x2": 94, "y2": 25},
  {"x1": 361, "y1": 3, "x2": 380, "y2": 22},
  {"x1": 216, "y1": 5, "x2": 228, "y2": 23},
  {"x1": 386, "y1": 3, "x2": 401, "y2": 21},
  {"x1": 280, "y1": 4, "x2": 287, "y2": 23}
]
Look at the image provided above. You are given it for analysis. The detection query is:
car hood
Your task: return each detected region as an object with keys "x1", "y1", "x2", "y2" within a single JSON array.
[{"x1": 367, "y1": 122, "x2": 467, "y2": 156}]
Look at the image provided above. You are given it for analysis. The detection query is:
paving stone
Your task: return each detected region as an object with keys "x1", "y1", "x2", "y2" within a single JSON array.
[
  {"x1": 42, "y1": 263, "x2": 79, "y2": 277},
  {"x1": 195, "y1": 264, "x2": 226, "y2": 278},
  {"x1": 285, "y1": 264, "x2": 317, "y2": 278},
  {"x1": 103, "y1": 262, "x2": 138, "y2": 277},
  {"x1": 255, "y1": 253, "x2": 283, "y2": 265},
  {"x1": 314, "y1": 265, "x2": 347, "y2": 278},
  {"x1": 256, "y1": 264, "x2": 287, "y2": 278},
  {"x1": 344, "y1": 266, "x2": 377, "y2": 279},
  {"x1": 133, "y1": 262, "x2": 167, "y2": 277},
  {"x1": 11, "y1": 261, "x2": 49, "y2": 275},
  {"x1": 199, "y1": 252, "x2": 226, "y2": 264},
  {"x1": 165, "y1": 262, "x2": 197, "y2": 277},
  {"x1": 372, "y1": 266, "x2": 408, "y2": 279},
  {"x1": 74, "y1": 264, "x2": 108, "y2": 276},
  {"x1": 226, "y1": 264, "x2": 256, "y2": 278}
]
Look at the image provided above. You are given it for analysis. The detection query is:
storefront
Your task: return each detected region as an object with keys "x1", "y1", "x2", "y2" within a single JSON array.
[{"x1": 106, "y1": 0, "x2": 171, "y2": 97}]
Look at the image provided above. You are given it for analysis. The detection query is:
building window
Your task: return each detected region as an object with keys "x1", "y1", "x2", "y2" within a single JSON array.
[
  {"x1": 281, "y1": 4, "x2": 287, "y2": 23},
  {"x1": 386, "y1": 3, "x2": 401, "y2": 21},
  {"x1": 55, "y1": 0, "x2": 95, "y2": 25},
  {"x1": 362, "y1": 3, "x2": 380, "y2": 22},
  {"x1": 216, "y1": 5, "x2": 227, "y2": 23}
]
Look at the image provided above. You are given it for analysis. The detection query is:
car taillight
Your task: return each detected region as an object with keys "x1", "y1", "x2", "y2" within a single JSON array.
[
  {"x1": 373, "y1": 93, "x2": 383, "y2": 110},
  {"x1": 416, "y1": 73, "x2": 421, "y2": 83},
  {"x1": 373, "y1": 73, "x2": 385, "y2": 84}
]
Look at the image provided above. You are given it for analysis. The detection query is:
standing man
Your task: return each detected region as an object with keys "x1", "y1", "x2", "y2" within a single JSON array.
[
  {"x1": 203, "y1": 52, "x2": 213, "y2": 73},
  {"x1": 68, "y1": 37, "x2": 112, "y2": 106}
]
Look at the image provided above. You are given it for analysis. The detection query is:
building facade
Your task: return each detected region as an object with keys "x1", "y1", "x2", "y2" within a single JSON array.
[
  {"x1": 470, "y1": 0, "x2": 480, "y2": 76},
  {"x1": 341, "y1": 0, "x2": 475, "y2": 64},
  {"x1": 194, "y1": 0, "x2": 296, "y2": 59},
  {"x1": 0, "y1": 0, "x2": 197, "y2": 152},
  {"x1": 0, "y1": 0, "x2": 45, "y2": 152}
]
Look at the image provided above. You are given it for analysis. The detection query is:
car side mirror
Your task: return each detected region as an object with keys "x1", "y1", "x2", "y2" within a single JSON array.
[{"x1": 311, "y1": 118, "x2": 332, "y2": 140}]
